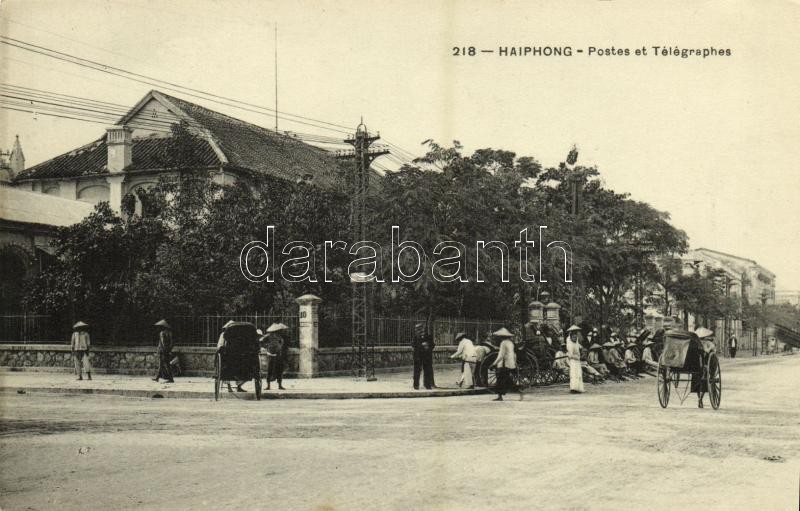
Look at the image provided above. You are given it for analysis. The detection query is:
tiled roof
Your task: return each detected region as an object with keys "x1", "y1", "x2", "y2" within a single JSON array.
[
  {"x1": 14, "y1": 90, "x2": 342, "y2": 186},
  {"x1": 0, "y1": 184, "x2": 94, "y2": 227},
  {"x1": 15, "y1": 136, "x2": 221, "y2": 181},
  {"x1": 160, "y1": 92, "x2": 340, "y2": 185}
]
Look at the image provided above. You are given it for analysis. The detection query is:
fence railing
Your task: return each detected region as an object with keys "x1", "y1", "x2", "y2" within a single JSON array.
[
  {"x1": 0, "y1": 315, "x2": 63, "y2": 344},
  {"x1": 319, "y1": 314, "x2": 509, "y2": 347},
  {"x1": 171, "y1": 314, "x2": 299, "y2": 347},
  {"x1": 0, "y1": 313, "x2": 299, "y2": 347}
]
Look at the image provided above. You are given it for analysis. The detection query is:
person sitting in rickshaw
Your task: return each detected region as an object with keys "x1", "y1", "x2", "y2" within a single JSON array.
[{"x1": 692, "y1": 327, "x2": 715, "y2": 408}]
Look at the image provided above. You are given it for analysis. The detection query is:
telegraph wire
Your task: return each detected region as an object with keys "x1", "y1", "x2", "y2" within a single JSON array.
[{"x1": 0, "y1": 35, "x2": 354, "y2": 134}]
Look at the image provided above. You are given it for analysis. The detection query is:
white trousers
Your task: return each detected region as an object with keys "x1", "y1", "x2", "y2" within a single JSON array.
[{"x1": 568, "y1": 359, "x2": 584, "y2": 393}]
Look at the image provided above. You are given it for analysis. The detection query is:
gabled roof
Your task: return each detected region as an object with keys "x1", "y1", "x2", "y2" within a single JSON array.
[
  {"x1": 0, "y1": 183, "x2": 94, "y2": 227},
  {"x1": 15, "y1": 90, "x2": 342, "y2": 185}
]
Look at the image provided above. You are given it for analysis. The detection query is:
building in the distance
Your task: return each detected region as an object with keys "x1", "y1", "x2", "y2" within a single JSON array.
[
  {"x1": 775, "y1": 290, "x2": 800, "y2": 306},
  {"x1": 0, "y1": 135, "x2": 25, "y2": 183},
  {"x1": 683, "y1": 248, "x2": 776, "y2": 305},
  {"x1": 12, "y1": 90, "x2": 342, "y2": 213}
]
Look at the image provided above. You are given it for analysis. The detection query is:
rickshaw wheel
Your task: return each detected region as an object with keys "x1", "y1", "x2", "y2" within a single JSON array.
[
  {"x1": 213, "y1": 353, "x2": 222, "y2": 402},
  {"x1": 254, "y1": 372, "x2": 263, "y2": 401},
  {"x1": 706, "y1": 353, "x2": 721, "y2": 410},
  {"x1": 657, "y1": 355, "x2": 670, "y2": 408}
]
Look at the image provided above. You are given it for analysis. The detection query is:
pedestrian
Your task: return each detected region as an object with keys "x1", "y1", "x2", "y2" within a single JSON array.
[
  {"x1": 216, "y1": 321, "x2": 249, "y2": 392},
  {"x1": 473, "y1": 341, "x2": 492, "y2": 387},
  {"x1": 70, "y1": 321, "x2": 92, "y2": 381},
  {"x1": 264, "y1": 322, "x2": 290, "y2": 390},
  {"x1": 152, "y1": 319, "x2": 175, "y2": 383},
  {"x1": 490, "y1": 327, "x2": 523, "y2": 401},
  {"x1": 565, "y1": 325, "x2": 584, "y2": 393},
  {"x1": 692, "y1": 327, "x2": 715, "y2": 408},
  {"x1": 450, "y1": 332, "x2": 476, "y2": 388},
  {"x1": 412, "y1": 323, "x2": 436, "y2": 390},
  {"x1": 728, "y1": 333, "x2": 738, "y2": 358}
]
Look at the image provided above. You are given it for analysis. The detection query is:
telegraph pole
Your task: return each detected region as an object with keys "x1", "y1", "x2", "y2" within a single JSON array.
[{"x1": 338, "y1": 121, "x2": 389, "y2": 380}]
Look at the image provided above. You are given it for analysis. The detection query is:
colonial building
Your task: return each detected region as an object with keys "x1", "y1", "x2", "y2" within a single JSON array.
[
  {"x1": 683, "y1": 248, "x2": 776, "y2": 305},
  {"x1": 12, "y1": 90, "x2": 342, "y2": 212},
  {"x1": 0, "y1": 135, "x2": 25, "y2": 183}
]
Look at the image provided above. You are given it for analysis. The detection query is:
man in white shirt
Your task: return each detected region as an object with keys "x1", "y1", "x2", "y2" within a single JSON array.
[
  {"x1": 70, "y1": 321, "x2": 92, "y2": 381},
  {"x1": 490, "y1": 327, "x2": 523, "y2": 401},
  {"x1": 450, "y1": 332, "x2": 477, "y2": 388}
]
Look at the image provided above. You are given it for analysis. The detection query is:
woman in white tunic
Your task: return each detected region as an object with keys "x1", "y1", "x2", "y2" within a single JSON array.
[{"x1": 565, "y1": 325, "x2": 584, "y2": 393}]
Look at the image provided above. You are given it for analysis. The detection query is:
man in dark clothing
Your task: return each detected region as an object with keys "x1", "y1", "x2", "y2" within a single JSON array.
[
  {"x1": 412, "y1": 323, "x2": 435, "y2": 390},
  {"x1": 264, "y1": 322, "x2": 289, "y2": 390},
  {"x1": 728, "y1": 334, "x2": 738, "y2": 358},
  {"x1": 152, "y1": 319, "x2": 175, "y2": 383}
]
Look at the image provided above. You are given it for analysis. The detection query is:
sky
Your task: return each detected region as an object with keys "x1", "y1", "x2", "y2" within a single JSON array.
[{"x1": 1, "y1": 0, "x2": 799, "y2": 288}]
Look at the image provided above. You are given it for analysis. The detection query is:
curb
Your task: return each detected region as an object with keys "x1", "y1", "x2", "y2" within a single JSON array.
[{"x1": 1, "y1": 385, "x2": 489, "y2": 400}]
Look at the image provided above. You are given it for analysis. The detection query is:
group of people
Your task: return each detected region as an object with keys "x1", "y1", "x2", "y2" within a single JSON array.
[
  {"x1": 557, "y1": 324, "x2": 661, "y2": 394},
  {"x1": 443, "y1": 321, "x2": 680, "y2": 401},
  {"x1": 68, "y1": 319, "x2": 292, "y2": 391},
  {"x1": 216, "y1": 321, "x2": 290, "y2": 393}
]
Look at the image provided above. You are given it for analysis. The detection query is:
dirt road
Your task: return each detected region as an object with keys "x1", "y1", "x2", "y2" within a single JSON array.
[{"x1": 1, "y1": 356, "x2": 798, "y2": 510}]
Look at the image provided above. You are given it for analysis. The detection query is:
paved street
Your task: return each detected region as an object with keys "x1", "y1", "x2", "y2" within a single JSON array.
[{"x1": 1, "y1": 356, "x2": 798, "y2": 511}]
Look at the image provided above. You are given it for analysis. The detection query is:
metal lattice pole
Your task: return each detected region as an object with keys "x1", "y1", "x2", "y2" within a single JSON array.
[{"x1": 339, "y1": 122, "x2": 388, "y2": 380}]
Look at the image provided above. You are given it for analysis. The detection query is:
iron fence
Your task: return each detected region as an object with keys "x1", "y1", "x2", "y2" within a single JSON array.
[
  {"x1": 318, "y1": 313, "x2": 509, "y2": 347},
  {"x1": 0, "y1": 313, "x2": 299, "y2": 347},
  {"x1": 171, "y1": 313, "x2": 299, "y2": 346},
  {"x1": 0, "y1": 315, "x2": 63, "y2": 344}
]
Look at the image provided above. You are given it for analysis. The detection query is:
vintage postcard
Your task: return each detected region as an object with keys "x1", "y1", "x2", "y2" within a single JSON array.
[{"x1": 1, "y1": 1, "x2": 798, "y2": 509}]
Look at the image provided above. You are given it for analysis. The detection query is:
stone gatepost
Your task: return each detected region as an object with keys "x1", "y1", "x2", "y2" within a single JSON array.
[
  {"x1": 544, "y1": 302, "x2": 561, "y2": 328},
  {"x1": 528, "y1": 301, "x2": 544, "y2": 323},
  {"x1": 295, "y1": 294, "x2": 321, "y2": 378}
]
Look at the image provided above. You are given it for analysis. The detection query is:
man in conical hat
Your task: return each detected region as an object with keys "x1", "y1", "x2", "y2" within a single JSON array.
[
  {"x1": 265, "y1": 322, "x2": 290, "y2": 390},
  {"x1": 71, "y1": 321, "x2": 92, "y2": 381},
  {"x1": 152, "y1": 319, "x2": 175, "y2": 383},
  {"x1": 490, "y1": 327, "x2": 522, "y2": 401}
]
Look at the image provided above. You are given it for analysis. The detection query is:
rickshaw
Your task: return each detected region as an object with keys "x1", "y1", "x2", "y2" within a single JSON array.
[
  {"x1": 214, "y1": 321, "x2": 263, "y2": 401},
  {"x1": 656, "y1": 329, "x2": 721, "y2": 409}
]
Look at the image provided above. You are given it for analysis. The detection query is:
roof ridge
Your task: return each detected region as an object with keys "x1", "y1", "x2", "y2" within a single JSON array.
[{"x1": 153, "y1": 91, "x2": 314, "y2": 144}]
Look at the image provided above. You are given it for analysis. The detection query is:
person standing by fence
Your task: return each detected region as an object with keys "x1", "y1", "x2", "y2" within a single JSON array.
[
  {"x1": 412, "y1": 323, "x2": 435, "y2": 390},
  {"x1": 152, "y1": 320, "x2": 175, "y2": 383},
  {"x1": 70, "y1": 321, "x2": 92, "y2": 381}
]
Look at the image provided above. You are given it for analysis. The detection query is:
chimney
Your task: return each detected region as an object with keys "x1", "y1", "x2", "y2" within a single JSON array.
[
  {"x1": 9, "y1": 135, "x2": 25, "y2": 175},
  {"x1": 106, "y1": 125, "x2": 133, "y2": 173}
]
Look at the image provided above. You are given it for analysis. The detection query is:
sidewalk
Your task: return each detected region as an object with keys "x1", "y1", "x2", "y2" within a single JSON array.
[{"x1": 0, "y1": 366, "x2": 486, "y2": 400}]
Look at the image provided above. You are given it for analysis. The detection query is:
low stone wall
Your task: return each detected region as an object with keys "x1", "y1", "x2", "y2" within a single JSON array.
[{"x1": 0, "y1": 344, "x2": 457, "y2": 377}]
